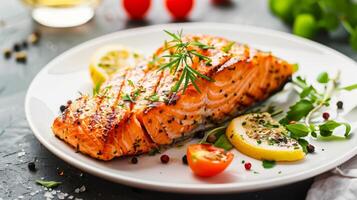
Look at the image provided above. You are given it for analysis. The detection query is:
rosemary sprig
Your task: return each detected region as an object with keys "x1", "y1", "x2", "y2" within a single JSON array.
[{"x1": 158, "y1": 30, "x2": 213, "y2": 93}]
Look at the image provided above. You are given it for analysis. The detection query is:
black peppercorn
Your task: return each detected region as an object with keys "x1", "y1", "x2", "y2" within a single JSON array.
[
  {"x1": 182, "y1": 155, "x2": 188, "y2": 165},
  {"x1": 160, "y1": 154, "x2": 170, "y2": 164},
  {"x1": 60, "y1": 105, "x2": 66, "y2": 112},
  {"x1": 337, "y1": 101, "x2": 343, "y2": 109},
  {"x1": 13, "y1": 43, "x2": 21, "y2": 52},
  {"x1": 28, "y1": 162, "x2": 36, "y2": 172},
  {"x1": 131, "y1": 157, "x2": 138, "y2": 164},
  {"x1": 307, "y1": 144, "x2": 315, "y2": 153},
  {"x1": 194, "y1": 131, "x2": 205, "y2": 139},
  {"x1": 22, "y1": 40, "x2": 28, "y2": 49}
]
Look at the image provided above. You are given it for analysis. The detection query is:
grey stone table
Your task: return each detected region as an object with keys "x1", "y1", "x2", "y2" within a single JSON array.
[{"x1": 1, "y1": 0, "x2": 356, "y2": 199}]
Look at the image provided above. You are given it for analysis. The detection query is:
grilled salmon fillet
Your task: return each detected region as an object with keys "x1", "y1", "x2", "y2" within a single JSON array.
[{"x1": 52, "y1": 34, "x2": 294, "y2": 160}]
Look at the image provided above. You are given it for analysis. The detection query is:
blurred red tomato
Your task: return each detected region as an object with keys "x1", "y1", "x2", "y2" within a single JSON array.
[
  {"x1": 123, "y1": 0, "x2": 151, "y2": 20},
  {"x1": 165, "y1": 0, "x2": 194, "y2": 20}
]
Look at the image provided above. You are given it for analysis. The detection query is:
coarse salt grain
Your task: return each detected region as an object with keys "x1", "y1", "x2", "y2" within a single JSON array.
[
  {"x1": 44, "y1": 191, "x2": 54, "y2": 199},
  {"x1": 57, "y1": 192, "x2": 66, "y2": 200},
  {"x1": 79, "y1": 185, "x2": 86, "y2": 192},
  {"x1": 17, "y1": 152, "x2": 25, "y2": 157},
  {"x1": 68, "y1": 195, "x2": 74, "y2": 199}
]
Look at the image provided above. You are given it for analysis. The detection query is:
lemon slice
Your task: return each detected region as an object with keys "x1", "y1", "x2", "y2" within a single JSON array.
[
  {"x1": 89, "y1": 45, "x2": 144, "y2": 87},
  {"x1": 226, "y1": 112, "x2": 305, "y2": 161}
]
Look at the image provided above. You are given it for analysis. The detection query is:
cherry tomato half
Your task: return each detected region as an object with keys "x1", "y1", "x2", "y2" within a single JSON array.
[
  {"x1": 122, "y1": 0, "x2": 151, "y2": 20},
  {"x1": 165, "y1": 0, "x2": 194, "y2": 20},
  {"x1": 187, "y1": 144, "x2": 234, "y2": 177}
]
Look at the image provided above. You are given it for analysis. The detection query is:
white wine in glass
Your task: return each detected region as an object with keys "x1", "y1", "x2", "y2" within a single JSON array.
[{"x1": 22, "y1": 0, "x2": 100, "y2": 28}]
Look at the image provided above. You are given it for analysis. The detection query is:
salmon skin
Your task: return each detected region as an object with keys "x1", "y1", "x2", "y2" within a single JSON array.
[{"x1": 52, "y1": 34, "x2": 294, "y2": 160}]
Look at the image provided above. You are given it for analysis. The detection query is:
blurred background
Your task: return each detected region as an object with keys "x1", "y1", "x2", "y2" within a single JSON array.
[{"x1": 1, "y1": 0, "x2": 357, "y2": 200}]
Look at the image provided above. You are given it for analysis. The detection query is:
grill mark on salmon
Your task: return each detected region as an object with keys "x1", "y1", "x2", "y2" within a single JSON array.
[{"x1": 52, "y1": 34, "x2": 294, "y2": 160}]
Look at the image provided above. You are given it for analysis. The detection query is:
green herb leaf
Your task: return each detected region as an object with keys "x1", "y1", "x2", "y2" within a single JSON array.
[
  {"x1": 160, "y1": 30, "x2": 213, "y2": 93},
  {"x1": 222, "y1": 41, "x2": 235, "y2": 53},
  {"x1": 121, "y1": 93, "x2": 133, "y2": 102},
  {"x1": 286, "y1": 123, "x2": 310, "y2": 138},
  {"x1": 214, "y1": 134, "x2": 233, "y2": 151},
  {"x1": 148, "y1": 148, "x2": 160, "y2": 156},
  {"x1": 286, "y1": 99, "x2": 314, "y2": 121},
  {"x1": 298, "y1": 138, "x2": 308, "y2": 153},
  {"x1": 146, "y1": 93, "x2": 160, "y2": 102},
  {"x1": 319, "y1": 120, "x2": 351, "y2": 138},
  {"x1": 36, "y1": 180, "x2": 61, "y2": 188},
  {"x1": 341, "y1": 83, "x2": 357, "y2": 91},
  {"x1": 191, "y1": 41, "x2": 214, "y2": 50},
  {"x1": 93, "y1": 82, "x2": 101, "y2": 96},
  {"x1": 127, "y1": 79, "x2": 135, "y2": 87},
  {"x1": 317, "y1": 72, "x2": 329, "y2": 83},
  {"x1": 292, "y1": 63, "x2": 299, "y2": 73},
  {"x1": 262, "y1": 160, "x2": 276, "y2": 169},
  {"x1": 300, "y1": 86, "x2": 313, "y2": 98}
]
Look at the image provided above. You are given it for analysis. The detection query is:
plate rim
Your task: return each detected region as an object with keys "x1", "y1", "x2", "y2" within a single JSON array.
[{"x1": 25, "y1": 22, "x2": 357, "y2": 194}]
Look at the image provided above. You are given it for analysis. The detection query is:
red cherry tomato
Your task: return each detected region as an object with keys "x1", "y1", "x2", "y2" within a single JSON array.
[
  {"x1": 187, "y1": 144, "x2": 234, "y2": 177},
  {"x1": 165, "y1": 0, "x2": 194, "y2": 20},
  {"x1": 122, "y1": 0, "x2": 151, "y2": 20}
]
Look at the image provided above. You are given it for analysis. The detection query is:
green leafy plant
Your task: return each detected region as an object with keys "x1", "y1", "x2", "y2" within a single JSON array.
[
  {"x1": 280, "y1": 71, "x2": 356, "y2": 142},
  {"x1": 269, "y1": 0, "x2": 357, "y2": 51},
  {"x1": 156, "y1": 30, "x2": 213, "y2": 93}
]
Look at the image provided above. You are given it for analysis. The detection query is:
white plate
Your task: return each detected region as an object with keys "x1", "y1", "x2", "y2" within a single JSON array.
[{"x1": 25, "y1": 22, "x2": 357, "y2": 193}]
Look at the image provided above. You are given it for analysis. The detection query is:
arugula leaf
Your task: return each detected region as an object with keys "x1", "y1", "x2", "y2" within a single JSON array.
[
  {"x1": 319, "y1": 120, "x2": 351, "y2": 138},
  {"x1": 286, "y1": 123, "x2": 310, "y2": 138},
  {"x1": 286, "y1": 99, "x2": 314, "y2": 121},
  {"x1": 341, "y1": 83, "x2": 357, "y2": 91},
  {"x1": 317, "y1": 72, "x2": 330, "y2": 83},
  {"x1": 36, "y1": 180, "x2": 61, "y2": 188},
  {"x1": 298, "y1": 138, "x2": 309, "y2": 153},
  {"x1": 262, "y1": 160, "x2": 276, "y2": 169},
  {"x1": 214, "y1": 134, "x2": 233, "y2": 151}
]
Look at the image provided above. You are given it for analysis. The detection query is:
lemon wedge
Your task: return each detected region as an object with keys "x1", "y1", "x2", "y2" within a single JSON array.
[
  {"x1": 89, "y1": 45, "x2": 144, "y2": 87},
  {"x1": 226, "y1": 112, "x2": 305, "y2": 161}
]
